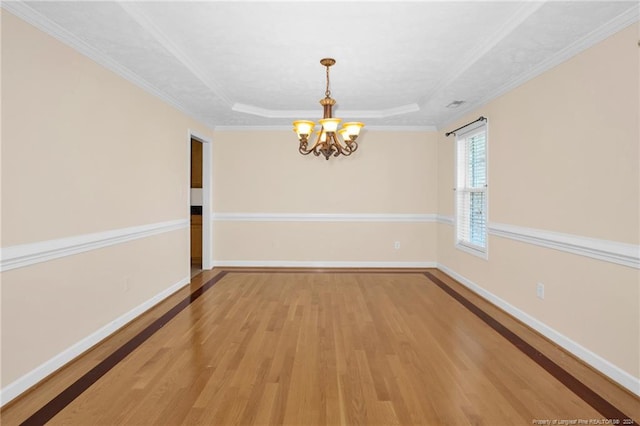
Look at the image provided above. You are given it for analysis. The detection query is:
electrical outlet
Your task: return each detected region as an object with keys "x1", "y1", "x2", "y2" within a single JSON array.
[
  {"x1": 536, "y1": 282, "x2": 544, "y2": 300},
  {"x1": 394, "y1": 241, "x2": 401, "y2": 250}
]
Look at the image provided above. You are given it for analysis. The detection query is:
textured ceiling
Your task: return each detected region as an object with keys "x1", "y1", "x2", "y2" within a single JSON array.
[{"x1": 4, "y1": 1, "x2": 639, "y2": 130}]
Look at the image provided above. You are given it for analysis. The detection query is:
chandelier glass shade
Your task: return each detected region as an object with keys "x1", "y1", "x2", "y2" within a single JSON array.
[{"x1": 293, "y1": 58, "x2": 364, "y2": 160}]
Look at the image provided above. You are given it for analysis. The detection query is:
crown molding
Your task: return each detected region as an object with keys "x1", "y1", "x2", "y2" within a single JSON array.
[
  {"x1": 423, "y1": 1, "x2": 545, "y2": 111},
  {"x1": 231, "y1": 104, "x2": 318, "y2": 118},
  {"x1": 118, "y1": 2, "x2": 233, "y2": 107},
  {"x1": 339, "y1": 104, "x2": 420, "y2": 118},
  {"x1": 232, "y1": 102, "x2": 420, "y2": 119},
  {"x1": 213, "y1": 125, "x2": 291, "y2": 131},
  {"x1": 213, "y1": 125, "x2": 436, "y2": 132},
  {"x1": 1, "y1": 1, "x2": 215, "y2": 131},
  {"x1": 486, "y1": 2, "x2": 640, "y2": 103},
  {"x1": 6, "y1": 0, "x2": 636, "y2": 133},
  {"x1": 364, "y1": 125, "x2": 437, "y2": 131},
  {"x1": 437, "y1": 3, "x2": 640, "y2": 130}
]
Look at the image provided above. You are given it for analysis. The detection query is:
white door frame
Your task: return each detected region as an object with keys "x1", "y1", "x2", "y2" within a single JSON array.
[{"x1": 188, "y1": 129, "x2": 213, "y2": 270}]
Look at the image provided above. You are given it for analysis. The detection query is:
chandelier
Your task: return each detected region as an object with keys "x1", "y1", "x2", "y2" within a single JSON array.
[{"x1": 293, "y1": 58, "x2": 364, "y2": 160}]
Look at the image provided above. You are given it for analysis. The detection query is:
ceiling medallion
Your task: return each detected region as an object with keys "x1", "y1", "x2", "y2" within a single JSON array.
[{"x1": 293, "y1": 58, "x2": 364, "y2": 160}]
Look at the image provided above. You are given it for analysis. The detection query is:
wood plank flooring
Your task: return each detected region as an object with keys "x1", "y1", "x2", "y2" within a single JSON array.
[{"x1": 2, "y1": 269, "x2": 638, "y2": 425}]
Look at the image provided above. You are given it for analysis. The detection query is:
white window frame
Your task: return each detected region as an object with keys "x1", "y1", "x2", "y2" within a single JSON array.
[{"x1": 454, "y1": 121, "x2": 488, "y2": 259}]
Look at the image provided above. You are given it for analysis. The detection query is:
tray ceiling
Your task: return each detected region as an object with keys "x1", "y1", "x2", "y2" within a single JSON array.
[{"x1": 3, "y1": 1, "x2": 638, "y2": 130}]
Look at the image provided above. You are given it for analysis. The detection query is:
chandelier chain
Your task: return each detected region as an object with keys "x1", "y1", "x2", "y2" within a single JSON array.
[{"x1": 325, "y1": 65, "x2": 331, "y2": 98}]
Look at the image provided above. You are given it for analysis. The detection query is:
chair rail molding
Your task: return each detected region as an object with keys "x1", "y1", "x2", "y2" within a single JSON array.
[
  {"x1": 0, "y1": 219, "x2": 189, "y2": 272},
  {"x1": 436, "y1": 216, "x2": 639, "y2": 269},
  {"x1": 488, "y1": 222, "x2": 639, "y2": 269},
  {"x1": 212, "y1": 212, "x2": 438, "y2": 223}
]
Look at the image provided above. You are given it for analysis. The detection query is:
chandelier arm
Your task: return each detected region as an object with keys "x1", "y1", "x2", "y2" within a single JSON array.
[
  {"x1": 344, "y1": 137, "x2": 358, "y2": 153},
  {"x1": 333, "y1": 133, "x2": 350, "y2": 155},
  {"x1": 298, "y1": 127, "x2": 324, "y2": 155},
  {"x1": 298, "y1": 136, "x2": 313, "y2": 155},
  {"x1": 299, "y1": 146, "x2": 313, "y2": 155},
  {"x1": 341, "y1": 133, "x2": 359, "y2": 154},
  {"x1": 341, "y1": 142, "x2": 357, "y2": 156},
  {"x1": 330, "y1": 132, "x2": 353, "y2": 156},
  {"x1": 340, "y1": 145, "x2": 354, "y2": 156},
  {"x1": 329, "y1": 133, "x2": 343, "y2": 157},
  {"x1": 310, "y1": 129, "x2": 324, "y2": 151},
  {"x1": 338, "y1": 143, "x2": 354, "y2": 156}
]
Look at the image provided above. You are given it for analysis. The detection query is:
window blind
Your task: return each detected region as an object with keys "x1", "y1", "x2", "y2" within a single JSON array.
[{"x1": 456, "y1": 126, "x2": 487, "y2": 253}]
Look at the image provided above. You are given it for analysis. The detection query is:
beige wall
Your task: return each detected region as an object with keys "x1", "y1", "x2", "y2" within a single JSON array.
[
  {"x1": 214, "y1": 221, "x2": 436, "y2": 264},
  {"x1": 1, "y1": 11, "x2": 211, "y2": 388},
  {"x1": 437, "y1": 23, "x2": 639, "y2": 381},
  {"x1": 211, "y1": 130, "x2": 438, "y2": 264},
  {"x1": 2, "y1": 11, "x2": 199, "y2": 246},
  {"x1": 213, "y1": 130, "x2": 437, "y2": 214}
]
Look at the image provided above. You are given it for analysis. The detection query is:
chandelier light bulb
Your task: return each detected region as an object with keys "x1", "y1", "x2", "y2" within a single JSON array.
[
  {"x1": 292, "y1": 120, "x2": 315, "y2": 138},
  {"x1": 343, "y1": 122, "x2": 364, "y2": 138},
  {"x1": 319, "y1": 118, "x2": 341, "y2": 133}
]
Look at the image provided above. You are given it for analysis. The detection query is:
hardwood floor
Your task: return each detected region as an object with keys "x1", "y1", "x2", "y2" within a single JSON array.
[{"x1": 2, "y1": 269, "x2": 638, "y2": 425}]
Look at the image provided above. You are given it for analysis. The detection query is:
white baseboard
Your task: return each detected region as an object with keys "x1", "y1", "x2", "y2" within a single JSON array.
[
  {"x1": 436, "y1": 263, "x2": 640, "y2": 397},
  {"x1": 213, "y1": 260, "x2": 437, "y2": 269},
  {"x1": 4, "y1": 263, "x2": 637, "y2": 407},
  {"x1": 0, "y1": 275, "x2": 190, "y2": 407}
]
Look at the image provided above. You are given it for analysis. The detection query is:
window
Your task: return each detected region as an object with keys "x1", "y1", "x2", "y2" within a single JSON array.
[{"x1": 455, "y1": 123, "x2": 487, "y2": 257}]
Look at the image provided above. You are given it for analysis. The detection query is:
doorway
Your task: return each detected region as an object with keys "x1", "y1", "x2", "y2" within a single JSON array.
[
  {"x1": 190, "y1": 138, "x2": 203, "y2": 275},
  {"x1": 188, "y1": 130, "x2": 212, "y2": 275}
]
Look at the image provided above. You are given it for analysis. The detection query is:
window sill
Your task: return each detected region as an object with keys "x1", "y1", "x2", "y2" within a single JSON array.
[{"x1": 455, "y1": 242, "x2": 488, "y2": 260}]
